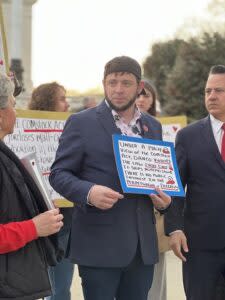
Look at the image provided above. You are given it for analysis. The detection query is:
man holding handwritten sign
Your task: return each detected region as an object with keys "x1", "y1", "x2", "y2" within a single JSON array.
[{"x1": 50, "y1": 56, "x2": 171, "y2": 300}]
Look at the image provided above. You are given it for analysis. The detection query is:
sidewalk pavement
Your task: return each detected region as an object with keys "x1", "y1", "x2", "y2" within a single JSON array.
[{"x1": 71, "y1": 251, "x2": 185, "y2": 300}]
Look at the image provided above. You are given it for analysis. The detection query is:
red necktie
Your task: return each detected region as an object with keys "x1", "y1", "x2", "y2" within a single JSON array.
[{"x1": 221, "y1": 123, "x2": 225, "y2": 162}]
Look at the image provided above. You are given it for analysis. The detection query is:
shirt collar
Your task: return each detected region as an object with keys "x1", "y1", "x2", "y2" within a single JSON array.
[
  {"x1": 210, "y1": 114, "x2": 224, "y2": 134},
  {"x1": 104, "y1": 99, "x2": 141, "y2": 125}
]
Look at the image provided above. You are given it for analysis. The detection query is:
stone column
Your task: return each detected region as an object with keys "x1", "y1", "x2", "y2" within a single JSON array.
[
  {"x1": 10, "y1": 0, "x2": 24, "y2": 88},
  {"x1": 1, "y1": 0, "x2": 11, "y2": 74},
  {"x1": 22, "y1": 0, "x2": 37, "y2": 94},
  {"x1": 2, "y1": 0, "x2": 37, "y2": 94}
]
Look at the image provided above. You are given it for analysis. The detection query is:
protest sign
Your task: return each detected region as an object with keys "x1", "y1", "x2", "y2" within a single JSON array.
[
  {"x1": 113, "y1": 134, "x2": 185, "y2": 196},
  {"x1": 159, "y1": 115, "x2": 187, "y2": 143},
  {"x1": 4, "y1": 109, "x2": 72, "y2": 207}
]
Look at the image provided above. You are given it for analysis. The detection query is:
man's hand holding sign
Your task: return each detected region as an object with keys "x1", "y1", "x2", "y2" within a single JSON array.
[
  {"x1": 150, "y1": 187, "x2": 172, "y2": 210},
  {"x1": 88, "y1": 134, "x2": 183, "y2": 211},
  {"x1": 88, "y1": 185, "x2": 171, "y2": 210}
]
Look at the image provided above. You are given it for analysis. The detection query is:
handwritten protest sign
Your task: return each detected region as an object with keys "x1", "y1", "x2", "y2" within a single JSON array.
[
  {"x1": 113, "y1": 134, "x2": 185, "y2": 196},
  {"x1": 159, "y1": 116, "x2": 187, "y2": 143},
  {"x1": 4, "y1": 109, "x2": 72, "y2": 207}
]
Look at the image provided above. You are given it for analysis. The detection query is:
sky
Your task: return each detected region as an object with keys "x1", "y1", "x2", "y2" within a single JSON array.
[{"x1": 32, "y1": 0, "x2": 211, "y2": 92}]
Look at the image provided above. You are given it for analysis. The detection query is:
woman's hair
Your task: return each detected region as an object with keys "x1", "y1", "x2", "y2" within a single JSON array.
[
  {"x1": 139, "y1": 78, "x2": 157, "y2": 116},
  {"x1": 28, "y1": 82, "x2": 66, "y2": 111},
  {"x1": 0, "y1": 72, "x2": 14, "y2": 109}
]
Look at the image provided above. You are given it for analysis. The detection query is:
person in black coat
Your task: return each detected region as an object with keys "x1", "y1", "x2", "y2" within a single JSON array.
[{"x1": 0, "y1": 72, "x2": 63, "y2": 300}]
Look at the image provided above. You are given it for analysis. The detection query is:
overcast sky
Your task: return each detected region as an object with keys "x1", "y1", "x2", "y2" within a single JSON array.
[{"x1": 32, "y1": 0, "x2": 211, "y2": 91}]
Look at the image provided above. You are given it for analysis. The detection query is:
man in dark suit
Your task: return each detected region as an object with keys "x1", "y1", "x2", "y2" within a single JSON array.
[
  {"x1": 165, "y1": 65, "x2": 225, "y2": 300},
  {"x1": 49, "y1": 56, "x2": 171, "y2": 300}
]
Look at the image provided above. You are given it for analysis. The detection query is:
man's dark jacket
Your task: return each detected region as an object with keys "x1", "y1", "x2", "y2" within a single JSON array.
[
  {"x1": 0, "y1": 140, "x2": 63, "y2": 300},
  {"x1": 165, "y1": 116, "x2": 225, "y2": 250},
  {"x1": 50, "y1": 101, "x2": 164, "y2": 267}
]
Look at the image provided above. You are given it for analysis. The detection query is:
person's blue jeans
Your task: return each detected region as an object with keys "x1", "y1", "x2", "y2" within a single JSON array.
[
  {"x1": 46, "y1": 257, "x2": 74, "y2": 300},
  {"x1": 46, "y1": 208, "x2": 74, "y2": 300}
]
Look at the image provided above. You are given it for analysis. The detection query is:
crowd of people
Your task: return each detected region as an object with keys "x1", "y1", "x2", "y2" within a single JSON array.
[{"x1": 0, "y1": 55, "x2": 225, "y2": 300}]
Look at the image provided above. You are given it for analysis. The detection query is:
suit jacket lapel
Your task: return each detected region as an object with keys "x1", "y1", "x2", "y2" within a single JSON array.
[
  {"x1": 139, "y1": 114, "x2": 160, "y2": 140},
  {"x1": 96, "y1": 101, "x2": 121, "y2": 138},
  {"x1": 201, "y1": 115, "x2": 225, "y2": 171}
]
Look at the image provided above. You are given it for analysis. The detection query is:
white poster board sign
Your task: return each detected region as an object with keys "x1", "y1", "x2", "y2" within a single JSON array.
[{"x1": 4, "y1": 109, "x2": 72, "y2": 207}]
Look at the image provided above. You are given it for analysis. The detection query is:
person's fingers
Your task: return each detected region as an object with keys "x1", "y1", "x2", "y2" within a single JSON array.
[
  {"x1": 150, "y1": 188, "x2": 171, "y2": 209},
  {"x1": 181, "y1": 236, "x2": 189, "y2": 253},
  {"x1": 104, "y1": 189, "x2": 124, "y2": 200},
  {"x1": 170, "y1": 233, "x2": 188, "y2": 262},
  {"x1": 173, "y1": 246, "x2": 187, "y2": 262},
  {"x1": 154, "y1": 187, "x2": 169, "y2": 197},
  {"x1": 118, "y1": 193, "x2": 124, "y2": 199},
  {"x1": 51, "y1": 208, "x2": 60, "y2": 215},
  {"x1": 154, "y1": 188, "x2": 171, "y2": 202},
  {"x1": 151, "y1": 197, "x2": 168, "y2": 209},
  {"x1": 99, "y1": 203, "x2": 114, "y2": 210},
  {"x1": 151, "y1": 197, "x2": 165, "y2": 208},
  {"x1": 155, "y1": 187, "x2": 166, "y2": 197},
  {"x1": 55, "y1": 221, "x2": 64, "y2": 230},
  {"x1": 56, "y1": 214, "x2": 64, "y2": 222}
]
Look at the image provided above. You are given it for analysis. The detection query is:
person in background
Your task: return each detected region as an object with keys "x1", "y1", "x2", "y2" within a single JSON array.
[
  {"x1": 79, "y1": 95, "x2": 97, "y2": 111},
  {"x1": 165, "y1": 65, "x2": 225, "y2": 300},
  {"x1": 135, "y1": 79, "x2": 157, "y2": 116},
  {"x1": 28, "y1": 82, "x2": 69, "y2": 112},
  {"x1": 0, "y1": 72, "x2": 63, "y2": 299},
  {"x1": 136, "y1": 79, "x2": 169, "y2": 300},
  {"x1": 28, "y1": 82, "x2": 74, "y2": 300},
  {"x1": 50, "y1": 56, "x2": 171, "y2": 300}
]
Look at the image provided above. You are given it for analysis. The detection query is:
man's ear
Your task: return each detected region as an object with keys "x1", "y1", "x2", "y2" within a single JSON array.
[
  {"x1": 102, "y1": 79, "x2": 106, "y2": 93},
  {"x1": 138, "y1": 80, "x2": 144, "y2": 93}
]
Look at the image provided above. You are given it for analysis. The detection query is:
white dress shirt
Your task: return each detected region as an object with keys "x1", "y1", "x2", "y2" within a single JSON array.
[{"x1": 210, "y1": 114, "x2": 224, "y2": 153}]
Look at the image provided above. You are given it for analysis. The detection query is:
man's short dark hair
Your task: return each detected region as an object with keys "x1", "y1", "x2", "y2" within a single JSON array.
[
  {"x1": 209, "y1": 65, "x2": 225, "y2": 75},
  {"x1": 104, "y1": 56, "x2": 142, "y2": 82}
]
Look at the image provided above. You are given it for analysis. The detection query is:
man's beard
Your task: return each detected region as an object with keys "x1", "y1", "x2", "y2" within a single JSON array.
[{"x1": 106, "y1": 94, "x2": 137, "y2": 112}]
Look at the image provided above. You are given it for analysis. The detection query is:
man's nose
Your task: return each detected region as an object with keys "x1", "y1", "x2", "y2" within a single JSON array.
[
  {"x1": 208, "y1": 91, "x2": 217, "y2": 99},
  {"x1": 114, "y1": 83, "x2": 123, "y2": 92}
]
